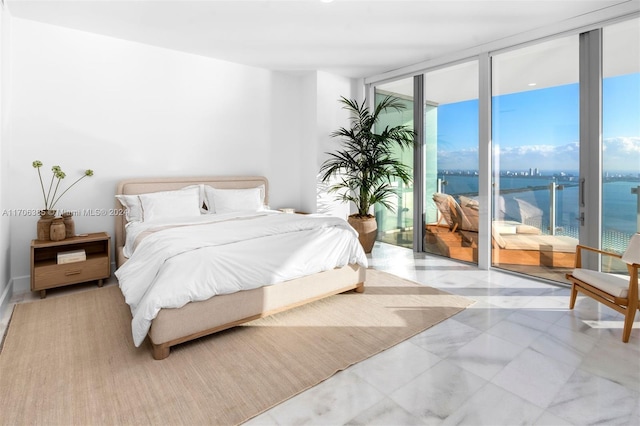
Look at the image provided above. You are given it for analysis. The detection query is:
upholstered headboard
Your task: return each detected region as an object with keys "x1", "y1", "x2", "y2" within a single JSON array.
[{"x1": 114, "y1": 176, "x2": 269, "y2": 267}]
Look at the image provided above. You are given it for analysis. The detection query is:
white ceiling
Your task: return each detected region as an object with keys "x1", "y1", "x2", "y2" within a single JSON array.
[
  {"x1": 378, "y1": 15, "x2": 639, "y2": 103},
  {"x1": 6, "y1": 0, "x2": 639, "y2": 80}
]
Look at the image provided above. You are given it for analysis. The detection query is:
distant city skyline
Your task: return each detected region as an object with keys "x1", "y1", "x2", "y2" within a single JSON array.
[
  {"x1": 437, "y1": 168, "x2": 639, "y2": 179},
  {"x1": 436, "y1": 73, "x2": 640, "y2": 173}
]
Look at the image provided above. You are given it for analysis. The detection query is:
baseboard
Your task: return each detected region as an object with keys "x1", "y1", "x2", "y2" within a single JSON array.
[
  {"x1": 11, "y1": 275, "x2": 29, "y2": 295},
  {"x1": 0, "y1": 278, "x2": 14, "y2": 325},
  {"x1": 0, "y1": 274, "x2": 30, "y2": 311}
]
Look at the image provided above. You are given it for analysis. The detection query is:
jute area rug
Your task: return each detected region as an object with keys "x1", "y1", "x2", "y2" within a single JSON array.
[{"x1": 0, "y1": 269, "x2": 472, "y2": 425}]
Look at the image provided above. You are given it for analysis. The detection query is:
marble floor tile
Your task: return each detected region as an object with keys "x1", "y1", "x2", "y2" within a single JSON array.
[
  {"x1": 491, "y1": 348, "x2": 578, "y2": 408},
  {"x1": 485, "y1": 310, "x2": 553, "y2": 347},
  {"x1": 446, "y1": 333, "x2": 526, "y2": 381},
  {"x1": 555, "y1": 310, "x2": 640, "y2": 341},
  {"x1": 493, "y1": 275, "x2": 558, "y2": 290},
  {"x1": 419, "y1": 272, "x2": 500, "y2": 291},
  {"x1": 578, "y1": 337, "x2": 640, "y2": 392},
  {"x1": 533, "y1": 410, "x2": 575, "y2": 426},
  {"x1": 266, "y1": 370, "x2": 386, "y2": 426},
  {"x1": 632, "y1": 398, "x2": 640, "y2": 425},
  {"x1": 564, "y1": 296, "x2": 626, "y2": 321},
  {"x1": 349, "y1": 339, "x2": 441, "y2": 394},
  {"x1": 449, "y1": 302, "x2": 516, "y2": 332},
  {"x1": 521, "y1": 293, "x2": 572, "y2": 311},
  {"x1": 441, "y1": 382, "x2": 544, "y2": 426},
  {"x1": 546, "y1": 368, "x2": 639, "y2": 426},
  {"x1": 389, "y1": 359, "x2": 487, "y2": 424},
  {"x1": 528, "y1": 325, "x2": 598, "y2": 369},
  {"x1": 410, "y1": 318, "x2": 485, "y2": 358},
  {"x1": 517, "y1": 305, "x2": 569, "y2": 325},
  {"x1": 345, "y1": 397, "x2": 427, "y2": 426},
  {"x1": 469, "y1": 293, "x2": 539, "y2": 310}
]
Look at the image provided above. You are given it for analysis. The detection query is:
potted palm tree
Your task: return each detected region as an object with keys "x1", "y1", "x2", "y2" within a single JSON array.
[{"x1": 319, "y1": 95, "x2": 415, "y2": 253}]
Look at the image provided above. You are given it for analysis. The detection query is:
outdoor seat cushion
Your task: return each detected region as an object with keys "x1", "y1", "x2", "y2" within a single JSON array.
[
  {"x1": 493, "y1": 220, "x2": 541, "y2": 235},
  {"x1": 432, "y1": 193, "x2": 477, "y2": 232},
  {"x1": 458, "y1": 195, "x2": 479, "y2": 232},
  {"x1": 572, "y1": 268, "x2": 634, "y2": 299},
  {"x1": 497, "y1": 234, "x2": 577, "y2": 253},
  {"x1": 433, "y1": 193, "x2": 456, "y2": 229},
  {"x1": 456, "y1": 198, "x2": 542, "y2": 236}
]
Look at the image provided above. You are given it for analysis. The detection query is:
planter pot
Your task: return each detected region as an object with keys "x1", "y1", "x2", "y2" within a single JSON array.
[
  {"x1": 36, "y1": 210, "x2": 56, "y2": 241},
  {"x1": 348, "y1": 215, "x2": 377, "y2": 253},
  {"x1": 62, "y1": 212, "x2": 76, "y2": 238},
  {"x1": 49, "y1": 218, "x2": 66, "y2": 242}
]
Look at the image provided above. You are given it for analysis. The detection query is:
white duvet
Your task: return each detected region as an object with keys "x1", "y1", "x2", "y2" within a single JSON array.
[{"x1": 115, "y1": 211, "x2": 368, "y2": 346}]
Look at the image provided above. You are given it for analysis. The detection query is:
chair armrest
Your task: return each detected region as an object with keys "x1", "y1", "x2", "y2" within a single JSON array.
[
  {"x1": 576, "y1": 245, "x2": 622, "y2": 258},
  {"x1": 574, "y1": 245, "x2": 622, "y2": 268}
]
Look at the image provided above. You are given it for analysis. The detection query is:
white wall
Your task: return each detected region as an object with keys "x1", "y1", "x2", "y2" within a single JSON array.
[
  {"x1": 275, "y1": 70, "x2": 361, "y2": 217},
  {"x1": 0, "y1": 5, "x2": 12, "y2": 311},
  {"x1": 314, "y1": 72, "x2": 363, "y2": 219},
  {"x1": 267, "y1": 71, "x2": 305, "y2": 211},
  {"x1": 7, "y1": 18, "x2": 358, "y2": 290}
]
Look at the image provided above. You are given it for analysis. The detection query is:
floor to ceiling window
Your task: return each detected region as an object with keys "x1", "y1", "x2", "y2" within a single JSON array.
[
  {"x1": 373, "y1": 79, "x2": 415, "y2": 249},
  {"x1": 367, "y1": 16, "x2": 638, "y2": 284},
  {"x1": 491, "y1": 35, "x2": 580, "y2": 281},
  {"x1": 601, "y1": 17, "x2": 640, "y2": 273},
  {"x1": 421, "y1": 61, "x2": 479, "y2": 264}
]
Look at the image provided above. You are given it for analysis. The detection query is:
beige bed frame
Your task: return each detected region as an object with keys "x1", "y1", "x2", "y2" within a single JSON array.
[{"x1": 115, "y1": 176, "x2": 366, "y2": 360}]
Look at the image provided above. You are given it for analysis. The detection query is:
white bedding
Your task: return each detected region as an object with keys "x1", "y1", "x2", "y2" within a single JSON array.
[{"x1": 115, "y1": 211, "x2": 368, "y2": 346}]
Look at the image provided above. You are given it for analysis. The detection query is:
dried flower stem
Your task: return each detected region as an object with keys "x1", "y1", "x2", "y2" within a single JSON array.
[
  {"x1": 32, "y1": 161, "x2": 93, "y2": 211},
  {"x1": 50, "y1": 174, "x2": 91, "y2": 210}
]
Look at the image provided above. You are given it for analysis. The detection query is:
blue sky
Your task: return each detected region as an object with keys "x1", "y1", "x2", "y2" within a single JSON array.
[{"x1": 436, "y1": 73, "x2": 640, "y2": 173}]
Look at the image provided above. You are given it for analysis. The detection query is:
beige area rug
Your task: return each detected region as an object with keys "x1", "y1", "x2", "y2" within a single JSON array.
[{"x1": 0, "y1": 269, "x2": 473, "y2": 425}]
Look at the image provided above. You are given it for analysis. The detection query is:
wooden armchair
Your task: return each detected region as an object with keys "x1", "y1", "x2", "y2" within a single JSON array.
[{"x1": 566, "y1": 236, "x2": 640, "y2": 343}]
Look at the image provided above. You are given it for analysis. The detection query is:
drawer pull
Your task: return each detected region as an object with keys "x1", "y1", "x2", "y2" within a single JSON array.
[{"x1": 65, "y1": 269, "x2": 82, "y2": 276}]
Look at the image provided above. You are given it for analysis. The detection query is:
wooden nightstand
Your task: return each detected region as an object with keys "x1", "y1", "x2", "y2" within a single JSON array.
[{"x1": 30, "y1": 232, "x2": 111, "y2": 298}]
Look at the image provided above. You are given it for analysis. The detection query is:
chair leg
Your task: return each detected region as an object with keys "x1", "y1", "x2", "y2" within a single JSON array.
[
  {"x1": 569, "y1": 284, "x2": 578, "y2": 309},
  {"x1": 621, "y1": 307, "x2": 637, "y2": 343}
]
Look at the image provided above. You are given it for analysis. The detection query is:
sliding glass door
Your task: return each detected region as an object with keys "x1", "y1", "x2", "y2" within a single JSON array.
[
  {"x1": 374, "y1": 78, "x2": 415, "y2": 249},
  {"x1": 491, "y1": 35, "x2": 580, "y2": 281},
  {"x1": 601, "y1": 18, "x2": 640, "y2": 272},
  {"x1": 422, "y1": 62, "x2": 479, "y2": 264}
]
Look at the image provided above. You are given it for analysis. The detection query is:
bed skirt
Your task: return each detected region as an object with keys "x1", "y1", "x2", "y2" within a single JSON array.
[{"x1": 148, "y1": 264, "x2": 366, "y2": 359}]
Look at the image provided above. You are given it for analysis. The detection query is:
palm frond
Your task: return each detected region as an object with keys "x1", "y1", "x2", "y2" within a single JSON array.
[{"x1": 320, "y1": 95, "x2": 416, "y2": 215}]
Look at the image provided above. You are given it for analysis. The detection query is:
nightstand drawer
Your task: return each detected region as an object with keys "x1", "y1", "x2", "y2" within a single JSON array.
[{"x1": 33, "y1": 257, "x2": 109, "y2": 290}]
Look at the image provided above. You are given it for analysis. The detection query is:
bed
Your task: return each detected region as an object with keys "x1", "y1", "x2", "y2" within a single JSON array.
[{"x1": 114, "y1": 176, "x2": 367, "y2": 359}]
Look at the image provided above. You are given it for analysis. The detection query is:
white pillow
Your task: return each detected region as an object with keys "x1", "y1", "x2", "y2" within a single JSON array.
[
  {"x1": 138, "y1": 187, "x2": 201, "y2": 222},
  {"x1": 116, "y1": 185, "x2": 206, "y2": 222},
  {"x1": 115, "y1": 194, "x2": 143, "y2": 223},
  {"x1": 204, "y1": 185, "x2": 265, "y2": 214},
  {"x1": 183, "y1": 184, "x2": 208, "y2": 214},
  {"x1": 137, "y1": 186, "x2": 201, "y2": 222}
]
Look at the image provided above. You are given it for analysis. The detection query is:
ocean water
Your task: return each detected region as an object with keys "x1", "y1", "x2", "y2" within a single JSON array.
[{"x1": 441, "y1": 175, "x2": 639, "y2": 239}]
